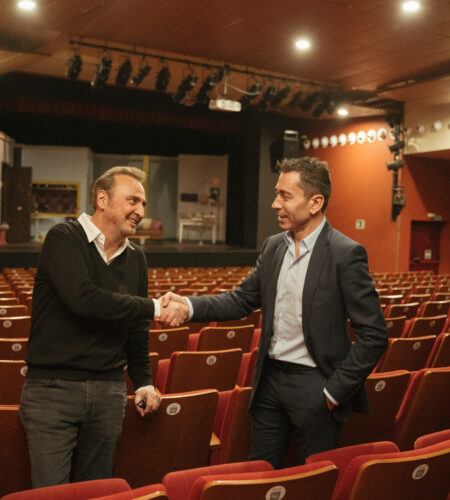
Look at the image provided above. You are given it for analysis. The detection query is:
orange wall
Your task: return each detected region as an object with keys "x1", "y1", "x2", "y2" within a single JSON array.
[{"x1": 301, "y1": 116, "x2": 450, "y2": 273}]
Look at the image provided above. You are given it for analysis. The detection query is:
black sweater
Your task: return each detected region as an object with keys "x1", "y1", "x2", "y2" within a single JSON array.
[{"x1": 26, "y1": 221, "x2": 155, "y2": 390}]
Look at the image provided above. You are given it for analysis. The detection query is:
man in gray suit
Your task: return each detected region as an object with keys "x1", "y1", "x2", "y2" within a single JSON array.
[{"x1": 163, "y1": 156, "x2": 387, "y2": 467}]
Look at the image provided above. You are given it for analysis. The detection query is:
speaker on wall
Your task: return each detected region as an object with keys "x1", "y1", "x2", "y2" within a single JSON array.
[{"x1": 270, "y1": 130, "x2": 300, "y2": 172}]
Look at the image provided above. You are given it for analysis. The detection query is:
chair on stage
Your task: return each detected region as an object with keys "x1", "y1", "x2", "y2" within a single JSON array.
[
  {"x1": 384, "y1": 302, "x2": 420, "y2": 319},
  {"x1": 0, "y1": 360, "x2": 27, "y2": 404},
  {"x1": 156, "y1": 349, "x2": 242, "y2": 394},
  {"x1": 149, "y1": 327, "x2": 190, "y2": 359},
  {"x1": 188, "y1": 325, "x2": 254, "y2": 353},
  {"x1": 0, "y1": 316, "x2": 31, "y2": 338},
  {"x1": 0, "y1": 338, "x2": 27, "y2": 360},
  {"x1": 331, "y1": 440, "x2": 450, "y2": 500},
  {"x1": 339, "y1": 370, "x2": 410, "y2": 447},
  {"x1": 0, "y1": 405, "x2": 32, "y2": 497},
  {"x1": 374, "y1": 336, "x2": 436, "y2": 373},
  {"x1": 384, "y1": 316, "x2": 407, "y2": 338},
  {"x1": 425, "y1": 332, "x2": 450, "y2": 368},
  {"x1": 210, "y1": 386, "x2": 252, "y2": 465},
  {"x1": 401, "y1": 315, "x2": 447, "y2": 338},
  {"x1": 392, "y1": 367, "x2": 450, "y2": 450},
  {"x1": 113, "y1": 390, "x2": 218, "y2": 487}
]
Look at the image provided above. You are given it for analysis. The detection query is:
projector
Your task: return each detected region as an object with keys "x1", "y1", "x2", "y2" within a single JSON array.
[{"x1": 209, "y1": 98, "x2": 241, "y2": 112}]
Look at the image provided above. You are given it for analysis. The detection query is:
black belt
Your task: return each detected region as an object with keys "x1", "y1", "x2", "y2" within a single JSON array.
[{"x1": 267, "y1": 357, "x2": 317, "y2": 373}]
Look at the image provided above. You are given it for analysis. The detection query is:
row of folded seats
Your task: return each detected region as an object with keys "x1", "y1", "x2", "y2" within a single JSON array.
[{"x1": 1, "y1": 372, "x2": 449, "y2": 498}]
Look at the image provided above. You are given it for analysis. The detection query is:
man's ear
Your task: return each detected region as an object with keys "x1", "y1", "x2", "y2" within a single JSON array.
[
  {"x1": 309, "y1": 194, "x2": 324, "y2": 215},
  {"x1": 96, "y1": 189, "x2": 108, "y2": 210}
]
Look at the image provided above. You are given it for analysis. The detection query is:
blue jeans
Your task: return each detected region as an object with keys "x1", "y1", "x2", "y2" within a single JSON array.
[{"x1": 19, "y1": 378, "x2": 127, "y2": 488}]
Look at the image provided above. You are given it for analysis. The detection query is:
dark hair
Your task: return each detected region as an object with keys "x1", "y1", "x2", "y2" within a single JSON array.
[
  {"x1": 277, "y1": 156, "x2": 332, "y2": 211},
  {"x1": 90, "y1": 166, "x2": 146, "y2": 210}
]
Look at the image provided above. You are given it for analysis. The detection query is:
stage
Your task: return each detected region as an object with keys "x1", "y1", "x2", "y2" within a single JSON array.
[{"x1": 0, "y1": 240, "x2": 260, "y2": 269}]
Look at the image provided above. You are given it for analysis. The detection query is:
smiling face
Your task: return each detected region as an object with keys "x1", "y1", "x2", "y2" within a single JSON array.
[
  {"x1": 272, "y1": 170, "x2": 324, "y2": 238},
  {"x1": 98, "y1": 174, "x2": 147, "y2": 239}
]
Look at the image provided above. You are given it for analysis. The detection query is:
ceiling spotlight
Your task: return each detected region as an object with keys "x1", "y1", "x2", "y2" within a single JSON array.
[
  {"x1": 115, "y1": 57, "x2": 132, "y2": 86},
  {"x1": 288, "y1": 91, "x2": 303, "y2": 107},
  {"x1": 91, "y1": 54, "x2": 112, "y2": 90},
  {"x1": 18, "y1": 0, "x2": 36, "y2": 10},
  {"x1": 66, "y1": 53, "x2": 82, "y2": 80},
  {"x1": 402, "y1": 1, "x2": 420, "y2": 13},
  {"x1": 240, "y1": 82, "x2": 262, "y2": 109},
  {"x1": 295, "y1": 39, "x2": 311, "y2": 50},
  {"x1": 300, "y1": 92, "x2": 320, "y2": 111},
  {"x1": 270, "y1": 86, "x2": 291, "y2": 107},
  {"x1": 337, "y1": 107, "x2": 348, "y2": 116},
  {"x1": 312, "y1": 99, "x2": 329, "y2": 118},
  {"x1": 196, "y1": 68, "x2": 224, "y2": 103},
  {"x1": 130, "y1": 62, "x2": 151, "y2": 86},
  {"x1": 258, "y1": 85, "x2": 277, "y2": 111},
  {"x1": 173, "y1": 72, "x2": 198, "y2": 104},
  {"x1": 155, "y1": 65, "x2": 171, "y2": 91}
]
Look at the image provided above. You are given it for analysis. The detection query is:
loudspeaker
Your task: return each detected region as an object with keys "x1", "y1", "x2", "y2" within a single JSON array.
[{"x1": 270, "y1": 130, "x2": 300, "y2": 172}]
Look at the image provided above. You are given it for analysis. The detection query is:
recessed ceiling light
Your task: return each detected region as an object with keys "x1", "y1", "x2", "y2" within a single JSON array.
[
  {"x1": 18, "y1": 0, "x2": 36, "y2": 10},
  {"x1": 402, "y1": 1, "x2": 420, "y2": 13},
  {"x1": 295, "y1": 39, "x2": 311, "y2": 51},
  {"x1": 337, "y1": 107, "x2": 348, "y2": 117}
]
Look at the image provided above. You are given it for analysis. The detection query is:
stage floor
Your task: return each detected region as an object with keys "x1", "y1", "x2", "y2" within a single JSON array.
[{"x1": 0, "y1": 240, "x2": 260, "y2": 269}]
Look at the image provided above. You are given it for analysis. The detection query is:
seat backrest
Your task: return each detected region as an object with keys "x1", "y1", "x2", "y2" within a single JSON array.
[
  {"x1": 339, "y1": 370, "x2": 410, "y2": 446},
  {"x1": 0, "y1": 316, "x2": 31, "y2": 338},
  {"x1": 0, "y1": 360, "x2": 27, "y2": 404},
  {"x1": 0, "y1": 338, "x2": 27, "y2": 360},
  {"x1": 414, "y1": 428, "x2": 450, "y2": 449},
  {"x1": 0, "y1": 405, "x2": 32, "y2": 497},
  {"x1": 113, "y1": 390, "x2": 218, "y2": 488},
  {"x1": 418, "y1": 300, "x2": 450, "y2": 318},
  {"x1": 393, "y1": 367, "x2": 450, "y2": 450},
  {"x1": 193, "y1": 461, "x2": 338, "y2": 500},
  {"x1": 163, "y1": 461, "x2": 273, "y2": 500},
  {"x1": 1, "y1": 478, "x2": 131, "y2": 500},
  {"x1": 125, "y1": 352, "x2": 159, "y2": 395},
  {"x1": 384, "y1": 316, "x2": 407, "y2": 338},
  {"x1": 0, "y1": 305, "x2": 29, "y2": 318},
  {"x1": 332, "y1": 441, "x2": 450, "y2": 500},
  {"x1": 379, "y1": 295, "x2": 404, "y2": 306},
  {"x1": 403, "y1": 315, "x2": 447, "y2": 338},
  {"x1": 149, "y1": 327, "x2": 190, "y2": 359},
  {"x1": 375, "y1": 336, "x2": 436, "y2": 373},
  {"x1": 212, "y1": 386, "x2": 252, "y2": 465},
  {"x1": 385, "y1": 302, "x2": 419, "y2": 319},
  {"x1": 425, "y1": 332, "x2": 450, "y2": 368},
  {"x1": 197, "y1": 325, "x2": 254, "y2": 353},
  {"x1": 236, "y1": 347, "x2": 258, "y2": 387},
  {"x1": 163, "y1": 349, "x2": 242, "y2": 393}
]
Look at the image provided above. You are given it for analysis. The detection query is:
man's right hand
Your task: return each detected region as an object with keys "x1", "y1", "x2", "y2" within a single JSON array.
[{"x1": 158, "y1": 292, "x2": 189, "y2": 328}]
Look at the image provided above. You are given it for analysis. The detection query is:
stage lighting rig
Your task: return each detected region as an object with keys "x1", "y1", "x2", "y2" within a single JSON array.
[
  {"x1": 270, "y1": 86, "x2": 291, "y2": 107},
  {"x1": 156, "y1": 65, "x2": 171, "y2": 91},
  {"x1": 115, "y1": 57, "x2": 132, "y2": 86},
  {"x1": 388, "y1": 140, "x2": 405, "y2": 154},
  {"x1": 130, "y1": 61, "x2": 151, "y2": 86},
  {"x1": 91, "y1": 54, "x2": 112, "y2": 89},
  {"x1": 288, "y1": 91, "x2": 303, "y2": 107},
  {"x1": 196, "y1": 68, "x2": 224, "y2": 103},
  {"x1": 66, "y1": 53, "x2": 82, "y2": 80},
  {"x1": 300, "y1": 92, "x2": 319, "y2": 111},
  {"x1": 258, "y1": 85, "x2": 277, "y2": 111},
  {"x1": 173, "y1": 72, "x2": 198, "y2": 103},
  {"x1": 240, "y1": 82, "x2": 262, "y2": 109}
]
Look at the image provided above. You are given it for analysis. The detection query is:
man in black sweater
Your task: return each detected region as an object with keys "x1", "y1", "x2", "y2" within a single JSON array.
[{"x1": 20, "y1": 166, "x2": 183, "y2": 487}]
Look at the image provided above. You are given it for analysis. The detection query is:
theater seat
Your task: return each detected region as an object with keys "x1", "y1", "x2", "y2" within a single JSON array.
[
  {"x1": 0, "y1": 316, "x2": 31, "y2": 338},
  {"x1": 189, "y1": 325, "x2": 255, "y2": 353},
  {"x1": 374, "y1": 336, "x2": 436, "y2": 372},
  {"x1": 414, "y1": 429, "x2": 450, "y2": 449}
]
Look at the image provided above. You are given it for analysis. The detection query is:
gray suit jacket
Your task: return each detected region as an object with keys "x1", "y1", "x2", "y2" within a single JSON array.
[{"x1": 190, "y1": 221, "x2": 388, "y2": 421}]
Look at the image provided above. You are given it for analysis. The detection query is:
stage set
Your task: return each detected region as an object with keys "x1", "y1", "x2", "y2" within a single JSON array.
[{"x1": 0, "y1": 239, "x2": 259, "y2": 270}]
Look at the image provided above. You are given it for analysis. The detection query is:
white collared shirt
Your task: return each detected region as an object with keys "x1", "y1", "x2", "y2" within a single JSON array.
[{"x1": 269, "y1": 217, "x2": 326, "y2": 366}]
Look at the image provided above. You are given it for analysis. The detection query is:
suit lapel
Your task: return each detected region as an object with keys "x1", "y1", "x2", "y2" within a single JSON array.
[
  {"x1": 302, "y1": 222, "x2": 331, "y2": 336},
  {"x1": 265, "y1": 235, "x2": 287, "y2": 328}
]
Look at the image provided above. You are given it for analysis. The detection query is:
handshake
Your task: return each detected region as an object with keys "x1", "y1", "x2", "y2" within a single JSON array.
[{"x1": 156, "y1": 292, "x2": 190, "y2": 328}]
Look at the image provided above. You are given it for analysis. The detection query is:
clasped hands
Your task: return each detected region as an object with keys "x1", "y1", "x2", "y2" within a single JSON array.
[{"x1": 156, "y1": 292, "x2": 189, "y2": 328}]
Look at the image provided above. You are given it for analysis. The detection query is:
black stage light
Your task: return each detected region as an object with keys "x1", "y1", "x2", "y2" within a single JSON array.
[
  {"x1": 258, "y1": 85, "x2": 277, "y2": 111},
  {"x1": 91, "y1": 55, "x2": 112, "y2": 89},
  {"x1": 156, "y1": 66, "x2": 171, "y2": 91},
  {"x1": 66, "y1": 53, "x2": 82, "y2": 80},
  {"x1": 270, "y1": 86, "x2": 291, "y2": 107},
  {"x1": 288, "y1": 91, "x2": 302, "y2": 107},
  {"x1": 300, "y1": 92, "x2": 319, "y2": 111},
  {"x1": 388, "y1": 140, "x2": 405, "y2": 153},
  {"x1": 130, "y1": 64, "x2": 151, "y2": 86},
  {"x1": 196, "y1": 69, "x2": 224, "y2": 103},
  {"x1": 173, "y1": 73, "x2": 198, "y2": 103},
  {"x1": 386, "y1": 159, "x2": 404, "y2": 170},
  {"x1": 115, "y1": 58, "x2": 132, "y2": 86},
  {"x1": 240, "y1": 82, "x2": 262, "y2": 109}
]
